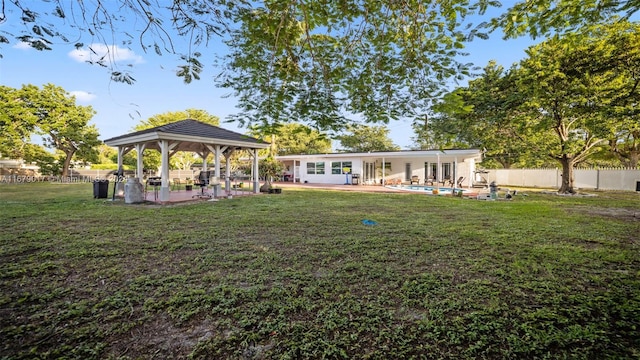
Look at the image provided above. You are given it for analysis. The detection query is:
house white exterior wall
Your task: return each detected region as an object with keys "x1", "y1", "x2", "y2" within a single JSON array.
[{"x1": 276, "y1": 149, "x2": 483, "y2": 187}]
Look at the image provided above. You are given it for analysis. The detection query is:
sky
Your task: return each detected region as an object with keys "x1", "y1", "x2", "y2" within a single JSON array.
[{"x1": 0, "y1": 2, "x2": 539, "y2": 150}]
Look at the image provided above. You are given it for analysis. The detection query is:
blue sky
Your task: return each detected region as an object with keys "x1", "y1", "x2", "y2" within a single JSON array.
[{"x1": 0, "y1": 2, "x2": 539, "y2": 150}]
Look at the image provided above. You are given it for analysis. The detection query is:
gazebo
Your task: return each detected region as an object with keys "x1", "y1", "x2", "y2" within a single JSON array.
[{"x1": 103, "y1": 119, "x2": 270, "y2": 201}]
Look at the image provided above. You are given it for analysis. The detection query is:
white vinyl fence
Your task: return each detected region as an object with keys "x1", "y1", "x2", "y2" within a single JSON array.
[{"x1": 485, "y1": 168, "x2": 640, "y2": 191}]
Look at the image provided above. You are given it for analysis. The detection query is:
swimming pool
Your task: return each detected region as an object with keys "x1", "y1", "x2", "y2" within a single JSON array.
[{"x1": 386, "y1": 185, "x2": 470, "y2": 195}]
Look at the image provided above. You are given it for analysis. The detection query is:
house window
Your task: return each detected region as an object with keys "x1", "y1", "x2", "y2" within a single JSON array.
[
  {"x1": 307, "y1": 162, "x2": 325, "y2": 175},
  {"x1": 442, "y1": 163, "x2": 451, "y2": 179},
  {"x1": 380, "y1": 162, "x2": 392, "y2": 177},
  {"x1": 331, "y1": 161, "x2": 352, "y2": 174},
  {"x1": 404, "y1": 163, "x2": 411, "y2": 181}
]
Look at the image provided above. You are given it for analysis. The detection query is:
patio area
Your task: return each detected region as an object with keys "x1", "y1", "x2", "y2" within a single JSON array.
[
  {"x1": 123, "y1": 181, "x2": 483, "y2": 204},
  {"x1": 139, "y1": 186, "x2": 259, "y2": 204}
]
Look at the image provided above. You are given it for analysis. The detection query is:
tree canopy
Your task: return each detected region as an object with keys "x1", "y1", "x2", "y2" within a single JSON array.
[
  {"x1": 336, "y1": 125, "x2": 400, "y2": 153},
  {"x1": 0, "y1": 0, "x2": 497, "y2": 131},
  {"x1": 3, "y1": 0, "x2": 638, "y2": 138},
  {"x1": 0, "y1": 84, "x2": 99, "y2": 176},
  {"x1": 493, "y1": 0, "x2": 639, "y2": 39}
]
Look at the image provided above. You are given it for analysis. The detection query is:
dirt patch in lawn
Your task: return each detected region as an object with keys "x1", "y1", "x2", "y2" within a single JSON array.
[{"x1": 571, "y1": 206, "x2": 640, "y2": 222}]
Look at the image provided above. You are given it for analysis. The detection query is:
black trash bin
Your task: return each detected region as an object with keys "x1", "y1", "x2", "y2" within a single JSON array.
[
  {"x1": 351, "y1": 174, "x2": 360, "y2": 185},
  {"x1": 93, "y1": 180, "x2": 109, "y2": 199}
]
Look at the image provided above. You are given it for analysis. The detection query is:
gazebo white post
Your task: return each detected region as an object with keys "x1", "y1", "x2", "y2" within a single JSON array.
[
  {"x1": 135, "y1": 143, "x2": 146, "y2": 180},
  {"x1": 201, "y1": 152, "x2": 208, "y2": 172},
  {"x1": 224, "y1": 150, "x2": 233, "y2": 194},
  {"x1": 436, "y1": 153, "x2": 441, "y2": 185},
  {"x1": 214, "y1": 145, "x2": 222, "y2": 197},
  {"x1": 252, "y1": 148, "x2": 260, "y2": 193},
  {"x1": 115, "y1": 147, "x2": 127, "y2": 197},
  {"x1": 453, "y1": 156, "x2": 458, "y2": 188},
  {"x1": 158, "y1": 140, "x2": 171, "y2": 202},
  {"x1": 116, "y1": 147, "x2": 124, "y2": 172}
]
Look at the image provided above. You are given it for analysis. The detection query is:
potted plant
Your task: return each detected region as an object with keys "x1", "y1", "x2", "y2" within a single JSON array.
[
  {"x1": 259, "y1": 156, "x2": 284, "y2": 194},
  {"x1": 185, "y1": 177, "x2": 193, "y2": 191}
]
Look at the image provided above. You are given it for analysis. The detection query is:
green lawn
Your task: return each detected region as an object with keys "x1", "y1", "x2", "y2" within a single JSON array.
[{"x1": 1, "y1": 183, "x2": 639, "y2": 359}]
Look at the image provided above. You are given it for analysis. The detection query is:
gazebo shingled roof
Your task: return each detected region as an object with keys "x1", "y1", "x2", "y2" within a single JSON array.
[{"x1": 103, "y1": 119, "x2": 268, "y2": 153}]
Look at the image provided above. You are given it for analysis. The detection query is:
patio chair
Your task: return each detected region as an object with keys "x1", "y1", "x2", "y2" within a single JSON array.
[
  {"x1": 410, "y1": 175, "x2": 420, "y2": 184},
  {"x1": 439, "y1": 176, "x2": 451, "y2": 186},
  {"x1": 384, "y1": 178, "x2": 401, "y2": 185},
  {"x1": 425, "y1": 177, "x2": 435, "y2": 186},
  {"x1": 455, "y1": 176, "x2": 465, "y2": 188},
  {"x1": 192, "y1": 171, "x2": 213, "y2": 198}
]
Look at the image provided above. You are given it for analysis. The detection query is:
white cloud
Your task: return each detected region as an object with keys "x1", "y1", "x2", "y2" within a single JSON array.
[
  {"x1": 68, "y1": 43, "x2": 144, "y2": 64},
  {"x1": 69, "y1": 91, "x2": 96, "y2": 102},
  {"x1": 12, "y1": 42, "x2": 32, "y2": 50}
]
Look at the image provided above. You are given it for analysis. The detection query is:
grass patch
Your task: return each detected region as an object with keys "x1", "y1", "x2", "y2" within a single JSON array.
[{"x1": 1, "y1": 183, "x2": 639, "y2": 359}]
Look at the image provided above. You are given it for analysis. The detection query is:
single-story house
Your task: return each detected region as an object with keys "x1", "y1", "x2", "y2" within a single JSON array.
[{"x1": 275, "y1": 149, "x2": 483, "y2": 187}]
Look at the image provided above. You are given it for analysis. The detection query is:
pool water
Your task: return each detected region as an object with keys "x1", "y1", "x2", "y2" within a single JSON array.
[{"x1": 387, "y1": 185, "x2": 470, "y2": 195}]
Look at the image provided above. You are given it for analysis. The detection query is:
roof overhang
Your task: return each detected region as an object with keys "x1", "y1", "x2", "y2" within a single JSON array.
[
  {"x1": 103, "y1": 119, "x2": 270, "y2": 152},
  {"x1": 276, "y1": 149, "x2": 483, "y2": 161},
  {"x1": 104, "y1": 131, "x2": 270, "y2": 151}
]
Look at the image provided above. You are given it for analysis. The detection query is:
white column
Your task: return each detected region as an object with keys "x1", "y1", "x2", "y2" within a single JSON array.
[
  {"x1": 158, "y1": 140, "x2": 175, "y2": 202},
  {"x1": 135, "y1": 143, "x2": 146, "y2": 180},
  {"x1": 117, "y1": 147, "x2": 124, "y2": 172},
  {"x1": 202, "y1": 152, "x2": 208, "y2": 172},
  {"x1": 253, "y1": 149, "x2": 260, "y2": 193},
  {"x1": 213, "y1": 146, "x2": 222, "y2": 197},
  {"x1": 436, "y1": 153, "x2": 441, "y2": 188},
  {"x1": 224, "y1": 151, "x2": 233, "y2": 194},
  {"x1": 453, "y1": 156, "x2": 458, "y2": 188},
  {"x1": 115, "y1": 147, "x2": 128, "y2": 197}
]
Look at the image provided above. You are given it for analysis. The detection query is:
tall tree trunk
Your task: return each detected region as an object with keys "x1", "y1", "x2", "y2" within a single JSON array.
[
  {"x1": 630, "y1": 152, "x2": 640, "y2": 168},
  {"x1": 558, "y1": 155, "x2": 576, "y2": 194},
  {"x1": 61, "y1": 150, "x2": 75, "y2": 177}
]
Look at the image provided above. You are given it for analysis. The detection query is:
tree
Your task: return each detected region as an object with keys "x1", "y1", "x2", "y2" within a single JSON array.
[
  {"x1": 493, "y1": 0, "x2": 639, "y2": 40},
  {"x1": 33, "y1": 85, "x2": 100, "y2": 176},
  {"x1": 219, "y1": 1, "x2": 489, "y2": 131},
  {"x1": 515, "y1": 22, "x2": 640, "y2": 193},
  {"x1": 410, "y1": 90, "x2": 474, "y2": 151},
  {"x1": 1, "y1": 84, "x2": 100, "y2": 176},
  {"x1": 96, "y1": 144, "x2": 117, "y2": 166},
  {"x1": 427, "y1": 62, "x2": 543, "y2": 168},
  {"x1": 0, "y1": 1, "x2": 232, "y2": 84},
  {"x1": 1, "y1": 1, "x2": 493, "y2": 131},
  {"x1": 135, "y1": 109, "x2": 220, "y2": 130},
  {"x1": 431, "y1": 21, "x2": 640, "y2": 191},
  {"x1": 249, "y1": 123, "x2": 331, "y2": 156},
  {"x1": 133, "y1": 109, "x2": 220, "y2": 171},
  {"x1": 0, "y1": 85, "x2": 38, "y2": 159},
  {"x1": 276, "y1": 123, "x2": 332, "y2": 155},
  {"x1": 336, "y1": 125, "x2": 400, "y2": 153},
  {"x1": 258, "y1": 156, "x2": 285, "y2": 192},
  {"x1": 597, "y1": 21, "x2": 640, "y2": 168}
]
